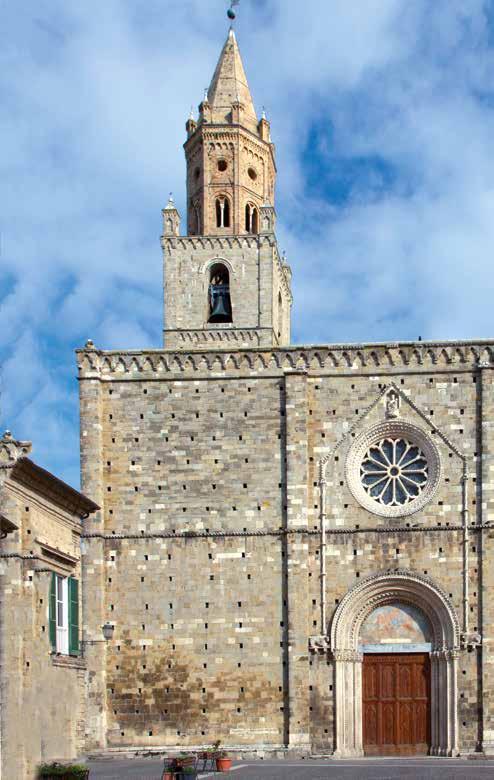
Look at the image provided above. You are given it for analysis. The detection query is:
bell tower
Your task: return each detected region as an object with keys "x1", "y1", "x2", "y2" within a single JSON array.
[{"x1": 162, "y1": 28, "x2": 292, "y2": 350}]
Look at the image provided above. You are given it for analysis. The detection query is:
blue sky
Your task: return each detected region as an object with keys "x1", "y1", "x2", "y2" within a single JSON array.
[{"x1": 2, "y1": 0, "x2": 494, "y2": 487}]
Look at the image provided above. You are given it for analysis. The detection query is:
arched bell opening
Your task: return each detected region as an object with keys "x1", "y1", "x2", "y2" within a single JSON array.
[
  {"x1": 245, "y1": 203, "x2": 259, "y2": 234},
  {"x1": 215, "y1": 196, "x2": 231, "y2": 229},
  {"x1": 208, "y1": 263, "x2": 232, "y2": 324}
]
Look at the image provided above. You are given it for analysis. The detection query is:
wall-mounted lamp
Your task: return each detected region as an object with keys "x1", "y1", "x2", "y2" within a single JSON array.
[
  {"x1": 81, "y1": 622, "x2": 114, "y2": 654},
  {"x1": 102, "y1": 622, "x2": 115, "y2": 641}
]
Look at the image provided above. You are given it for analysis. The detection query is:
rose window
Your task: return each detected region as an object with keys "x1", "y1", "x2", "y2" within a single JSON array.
[{"x1": 360, "y1": 438, "x2": 428, "y2": 507}]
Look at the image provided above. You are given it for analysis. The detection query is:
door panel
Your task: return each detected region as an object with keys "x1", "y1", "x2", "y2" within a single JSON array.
[{"x1": 363, "y1": 653, "x2": 430, "y2": 756}]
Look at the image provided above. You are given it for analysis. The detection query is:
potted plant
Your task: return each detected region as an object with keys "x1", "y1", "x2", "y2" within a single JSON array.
[
  {"x1": 198, "y1": 740, "x2": 220, "y2": 771},
  {"x1": 177, "y1": 753, "x2": 196, "y2": 769},
  {"x1": 38, "y1": 763, "x2": 90, "y2": 780},
  {"x1": 162, "y1": 762, "x2": 176, "y2": 780},
  {"x1": 215, "y1": 751, "x2": 232, "y2": 773}
]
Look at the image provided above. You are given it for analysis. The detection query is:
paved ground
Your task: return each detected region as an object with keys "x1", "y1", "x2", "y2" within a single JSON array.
[{"x1": 86, "y1": 756, "x2": 494, "y2": 780}]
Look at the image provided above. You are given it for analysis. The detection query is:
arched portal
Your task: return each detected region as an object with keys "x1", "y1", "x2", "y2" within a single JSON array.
[{"x1": 330, "y1": 571, "x2": 460, "y2": 758}]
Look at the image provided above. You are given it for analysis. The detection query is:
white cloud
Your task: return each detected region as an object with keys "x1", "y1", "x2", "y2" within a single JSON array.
[{"x1": 2, "y1": 0, "x2": 494, "y2": 484}]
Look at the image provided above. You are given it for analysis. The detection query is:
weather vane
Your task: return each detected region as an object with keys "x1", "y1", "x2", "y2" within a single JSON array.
[{"x1": 227, "y1": 1, "x2": 240, "y2": 21}]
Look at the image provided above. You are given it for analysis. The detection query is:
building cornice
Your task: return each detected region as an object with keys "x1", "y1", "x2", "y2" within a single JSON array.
[
  {"x1": 9, "y1": 458, "x2": 99, "y2": 518},
  {"x1": 76, "y1": 339, "x2": 494, "y2": 379}
]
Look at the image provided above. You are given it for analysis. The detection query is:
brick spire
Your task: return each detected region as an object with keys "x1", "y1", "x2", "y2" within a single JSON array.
[{"x1": 205, "y1": 28, "x2": 258, "y2": 131}]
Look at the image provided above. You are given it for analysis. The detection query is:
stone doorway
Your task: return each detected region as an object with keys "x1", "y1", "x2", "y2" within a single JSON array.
[
  {"x1": 362, "y1": 652, "x2": 430, "y2": 756},
  {"x1": 330, "y1": 571, "x2": 460, "y2": 757}
]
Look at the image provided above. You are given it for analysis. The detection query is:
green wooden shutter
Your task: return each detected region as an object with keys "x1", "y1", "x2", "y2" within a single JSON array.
[
  {"x1": 68, "y1": 577, "x2": 79, "y2": 656},
  {"x1": 49, "y1": 572, "x2": 56, "y2": 651}
]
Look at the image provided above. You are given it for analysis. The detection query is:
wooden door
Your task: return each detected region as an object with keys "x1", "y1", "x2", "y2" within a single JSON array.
[{"x1": 363, "y1": 653, "x2": 430, "y2": 756}]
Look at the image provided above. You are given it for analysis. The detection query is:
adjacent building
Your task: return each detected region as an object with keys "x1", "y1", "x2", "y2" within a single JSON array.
[{"x1": 0, "y1": 431, "x2": 98, "y2": 779}]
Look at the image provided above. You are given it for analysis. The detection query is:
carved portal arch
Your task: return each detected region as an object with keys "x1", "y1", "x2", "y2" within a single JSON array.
[{"x1": 330, "y1": 571, "x2": 460, "y2": 758}]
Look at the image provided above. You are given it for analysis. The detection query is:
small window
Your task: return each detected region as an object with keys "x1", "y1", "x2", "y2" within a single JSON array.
[
  {"x1": 190, "y1": 199, "x2": 201, "y2": 235},
  {"x1": 245, "y1": 203, "x2": 259, "y2": 234},
  {"x1": 218, "y1": 159, "x2": 228, "y2": 172},
  {"x1": 215, "y1": 197, "x2": 230, "y2": 228},
  {"x1": 194, "y1": 167, "x2": 200, "y2": 181},
  {"x1": 248, "y1": 167, "x2": 257, "y2": 181},
  {"x1": 56, "y1": 575, "x2": 68, "y2": 654},
  {"x1": 50, "y1": 573, "x2": 79, "y2": 656},
  {"x1": 191, "y1": 201, "x2": 200, "y2": 235}
]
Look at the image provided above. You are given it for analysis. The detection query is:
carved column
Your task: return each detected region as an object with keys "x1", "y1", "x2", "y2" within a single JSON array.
[
  {"x1": 430, "y1": 652, "x2": 440, "y2": 755},
  {"x1": 431, "y1": 649, "x2": 459, "y2": 756},
  {"x1": 283, "y1": 369, "x2": 311, "y2": 749},
  {"x1": 333, "y1": 650, "x2": 364, "y2": 757}
]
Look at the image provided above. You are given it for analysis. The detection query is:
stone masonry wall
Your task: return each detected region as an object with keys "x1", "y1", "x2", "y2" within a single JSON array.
[{"x1": 78, "y1": 340, "x2": 494, "y2": 754}]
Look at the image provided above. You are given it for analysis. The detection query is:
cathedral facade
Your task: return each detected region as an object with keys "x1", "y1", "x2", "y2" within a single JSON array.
[{"x1": 78, "y1": 30, "x2": 494, "y2": 758}]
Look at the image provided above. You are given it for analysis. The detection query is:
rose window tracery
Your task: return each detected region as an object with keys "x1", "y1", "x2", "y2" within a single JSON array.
[
  {"x1": 345, "y1": 420, "x2": 441, "y2": 518},
  {"x1": 360, "y1": 438, "x2": 428, "y2": 506}
]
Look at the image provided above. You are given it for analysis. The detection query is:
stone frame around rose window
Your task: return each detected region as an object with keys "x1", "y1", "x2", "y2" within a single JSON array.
[{"x1": 345, "y1": 419, "x2": 441, "y2": 518}]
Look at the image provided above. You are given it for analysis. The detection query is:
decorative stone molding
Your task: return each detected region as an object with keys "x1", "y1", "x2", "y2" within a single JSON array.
[
  {"x1": 199, "y1": 256, "x2": 237, "y2": 276},
  {"x1": 0, "y1": 430, "x2": 32, "y2": 468},
  {"x1": 164, "y1": 329, "x2": 262, "y2": 347},
  {"x1": 330, "y1": 571, "x2": 460, "y2": 758},
  {"x1": 76, "y1": 339, "x2": 494, "y2": 379},
  {"x1": 332, "y1": 649, "x2": 363, "y2": 663},
  {"x1": 330, "y1": 569, "x2": 460, "y2": 651},
  {"x1": 308, "y1": 635, "x2": 330, "y2": 654},
  {"x1": 345, "y1": 419, "x2": 441, "y2": 518},
  {"x1": 460, "y1": 631, "x2": 482, "y2": 649},
  {"x1": 161, "y1": 235, "x2": 260, "y2": 252}
]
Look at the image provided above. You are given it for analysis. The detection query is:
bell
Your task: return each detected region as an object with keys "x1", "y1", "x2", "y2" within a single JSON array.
[{"x1": 209, "y1": 284, "x2": 231, "y2": 323}]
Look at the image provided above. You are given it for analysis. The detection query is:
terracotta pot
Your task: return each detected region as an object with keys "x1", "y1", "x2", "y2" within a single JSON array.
[
  {"x1": 162, "y1": 773, "x2": 174, "y2": 780},
  {"x1": 216, "y1": 757, "x2": 232, "y2": 772}
]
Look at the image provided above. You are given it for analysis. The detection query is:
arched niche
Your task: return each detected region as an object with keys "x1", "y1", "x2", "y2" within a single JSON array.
[{"x1": 330, "y1": 571, "x2": 460, "y2": 758}]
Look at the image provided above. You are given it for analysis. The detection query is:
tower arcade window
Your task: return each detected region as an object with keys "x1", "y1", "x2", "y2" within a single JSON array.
[
  {"x1": 245, "y1": 203, "x2": 259, "y2": 234},
  {"x1": 215, "y1": 197, "x2": 230, "y2": 228},
  {"x1": 190, "y1": 200, "x2": 201, "y2": 235},
  {"x1": 208, "y1": 263, "x2": 232, "y2": 324}
]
